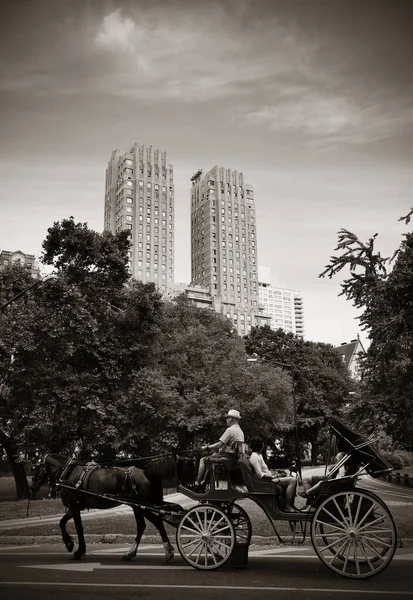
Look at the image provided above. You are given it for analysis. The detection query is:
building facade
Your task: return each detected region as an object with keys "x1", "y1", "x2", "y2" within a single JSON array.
[
  {"x1": 335, "y1": 337, "x2": 365, "y2": 379},
  {"x1": 104, "y1": 143, "x2": 174, "y2": 289},
  {"x1": 190, "y1": 165, "x2": 267, "y2": 335},
  {"x1": 0, "y1": 250, "x2": 39, "y2": 276},
  {"x1": 258, "y1": 266, "x2": 305, "y2": 337}
]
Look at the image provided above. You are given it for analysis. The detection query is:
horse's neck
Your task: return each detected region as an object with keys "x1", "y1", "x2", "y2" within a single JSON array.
[{"x1": 47, "y1": 454, "x2": 70, "y2": 474}]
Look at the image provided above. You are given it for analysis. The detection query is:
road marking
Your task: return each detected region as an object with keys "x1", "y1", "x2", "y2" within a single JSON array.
[
  {"x1": 249, "y1": 547, "x2": 312, "y2": 556},
  {"x1": 91, "y1": 544, "x2": 162, "y2": 554},
  {"x1": 2, "y1": 582, "x2": 412, "y2": 595},
  {"x1": 0, "y1": 545, "x2": 40, "y2": 551},
  {"x1": 21, "y1": 562, "x2": 191, "y2": 572}
]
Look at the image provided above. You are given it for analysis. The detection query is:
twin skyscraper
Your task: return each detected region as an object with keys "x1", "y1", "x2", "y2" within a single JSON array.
[{"x1": 104, "y1": 142, "x2": 304, "y2": 337}]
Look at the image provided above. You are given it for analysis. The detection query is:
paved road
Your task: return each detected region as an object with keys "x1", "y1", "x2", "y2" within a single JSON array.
[{"x1": 1, "y1": 543, "x2": 413, "y2": 599}]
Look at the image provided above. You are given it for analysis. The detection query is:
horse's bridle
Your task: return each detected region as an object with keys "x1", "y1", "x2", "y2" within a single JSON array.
[
  {"x1": 30, "y1": 457, "x2": 50, "y2": 492},
  {"x1": 30, "y1": 455, "x2": 67, "y2": 493}
]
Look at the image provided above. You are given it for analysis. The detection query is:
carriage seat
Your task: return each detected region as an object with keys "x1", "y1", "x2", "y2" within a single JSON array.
[{"x1": 237, "y1": 457, "x2": 284, "y2": 496}]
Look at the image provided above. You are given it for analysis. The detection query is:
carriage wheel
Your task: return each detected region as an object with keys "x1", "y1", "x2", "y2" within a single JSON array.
[
  {"x1": 227, "y1": 503, "x2": 252, "y2": 545},
  {"x1": 177, "y1": 504, "x2": 235, "y2": 570},
  {"x1": 311, "y1": 489, "x2": 397, "y2": 579}
]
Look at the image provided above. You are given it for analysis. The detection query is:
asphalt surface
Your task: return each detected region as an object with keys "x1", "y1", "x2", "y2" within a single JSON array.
[
  {"x1": 1, "y1": 543, "x2": 413, "y2": 600},
  {"x1": 1, "y1": 468, "x2": 413, "y2": 599}
]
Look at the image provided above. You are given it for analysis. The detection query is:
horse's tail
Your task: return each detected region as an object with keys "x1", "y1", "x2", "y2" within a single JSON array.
[{"x1": 144, "y1": 470, "x2": 164, "y2": 504}]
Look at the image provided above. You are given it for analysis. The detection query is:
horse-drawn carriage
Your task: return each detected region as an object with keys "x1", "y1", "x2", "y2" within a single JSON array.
[{"x1": 31, "y1": 417, "x2": 397, "y2": 579}]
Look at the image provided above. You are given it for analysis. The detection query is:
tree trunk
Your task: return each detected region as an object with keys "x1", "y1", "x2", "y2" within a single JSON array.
[{"x1": 0, "y1": 434, "x2": 31, "y2": 500}]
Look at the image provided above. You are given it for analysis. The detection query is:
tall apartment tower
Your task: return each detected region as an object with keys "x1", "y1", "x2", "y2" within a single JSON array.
[
  {"x1": 258, "y1": 266, "x2": 305, "y2": 337},
  {"x1": 104, "y1": 143, "x2": 174, "y2": 289},
  {"x1": 190, "y1": 166, "x2": 259, "y2": 336}
]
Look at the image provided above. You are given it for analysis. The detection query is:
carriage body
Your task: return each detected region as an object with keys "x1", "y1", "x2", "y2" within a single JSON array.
[{"x1": 175, "y1": 417, "x2": 398, "y2": 578}]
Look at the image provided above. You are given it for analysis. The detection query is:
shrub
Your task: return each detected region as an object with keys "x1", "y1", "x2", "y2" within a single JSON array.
[{"x1": 380, "y1": 450, "x2": 413, "y2": 471}]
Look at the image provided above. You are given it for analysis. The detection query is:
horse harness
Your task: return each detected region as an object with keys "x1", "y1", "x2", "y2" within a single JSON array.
[{"x1": 58, "y1": 459, "x2": 140, "y2": 497}]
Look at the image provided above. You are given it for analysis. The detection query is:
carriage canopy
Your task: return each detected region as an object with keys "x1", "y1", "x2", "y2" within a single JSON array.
[{"x1": 330, "y1": 417, "x2": 393, "y2": 478}]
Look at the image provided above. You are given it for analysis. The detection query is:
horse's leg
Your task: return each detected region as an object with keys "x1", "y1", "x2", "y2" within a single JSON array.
[
  {"x1": 122, "y1": 508, "x2": 146, "y2": 561},
  {"x1": 144, "y1": 511, "x2": 174, "y2": 563},
  {"x1": 59, "y1": 509, "x2": 74, "y2": 553},
  {"x1": 71, "y1": 506, "x2": 86, "y2": 560}
]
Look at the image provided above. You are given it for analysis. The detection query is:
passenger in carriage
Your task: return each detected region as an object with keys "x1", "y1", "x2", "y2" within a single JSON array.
[
  {"x1": 194, "y1": 409, "x2": 244, "y2": 489},
  {"x1": 249, "y1": 437, "x2": 298, "y2": 512},
  {"x1": 299, "y1": 451, "x2": 352, "y2": 497}
]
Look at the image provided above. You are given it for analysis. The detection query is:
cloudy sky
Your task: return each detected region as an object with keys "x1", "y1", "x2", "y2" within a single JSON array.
[{"x1": 1, "y1": 0, "x2": 412, "y2": 346}]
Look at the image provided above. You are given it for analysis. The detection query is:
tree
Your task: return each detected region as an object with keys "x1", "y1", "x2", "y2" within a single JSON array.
[
  {"x1": 41, "y1": 216, "x2": 131, "y2": 291},
  {"x1": 117, "y1": 295, "x2": 293, "y2": 454},
  {"x1": 320, "y1": 211, "x2": 413, "y2": 448},
  {"x1": 0, "y1": 220, "x2": 163, "y2": 498},
  {"x1": 245, "y1": 325, "x2": 353, "y2": 461}
]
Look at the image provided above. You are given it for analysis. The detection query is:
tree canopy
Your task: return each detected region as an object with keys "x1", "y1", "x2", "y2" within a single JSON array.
[
  {"x1": 320, "y1": 210, "x2": 413, "y2": 449},
  {"x1": 245, "y1": 325, "x2": 353, "y2": 459}
]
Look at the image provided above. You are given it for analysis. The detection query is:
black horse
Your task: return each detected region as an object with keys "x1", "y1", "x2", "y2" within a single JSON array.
[{"x1": 30, "y1": 454, "x2": 175, "y2": 562}]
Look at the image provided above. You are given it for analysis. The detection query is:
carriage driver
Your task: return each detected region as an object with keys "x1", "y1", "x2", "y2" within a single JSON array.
[{"x1": 194, "y1": 409, "x2": 245, "y2": 489}]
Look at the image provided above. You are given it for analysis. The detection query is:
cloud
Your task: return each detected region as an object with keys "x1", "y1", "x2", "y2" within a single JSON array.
[
  {"x1": 236, "y1": 78, "x2": 413, "y2": 146},
  {"x1": 241, "y1": 93, "x2": 359, "y2": 135},
  {"x1": 90, "y1": 7, "x2": 310, "y2": 102},
  {"x1": 95, "y1": 9, "x2": 137, "y2": 52}
]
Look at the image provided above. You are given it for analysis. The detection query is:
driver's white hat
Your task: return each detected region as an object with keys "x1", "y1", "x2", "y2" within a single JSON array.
[{"x1": 227, "y1": 409, "x2": 241, "y2": 419}]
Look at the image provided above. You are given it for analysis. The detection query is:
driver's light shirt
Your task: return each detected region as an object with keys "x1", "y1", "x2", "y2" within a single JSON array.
[{"x1": 219, "y1": 424, "x2": 244, "y2": 454}]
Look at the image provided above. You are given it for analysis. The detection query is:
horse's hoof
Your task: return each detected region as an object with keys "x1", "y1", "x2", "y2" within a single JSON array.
[
  {"x1": 165, "y1": 549, "x2": 174, "y2": 563},
  {"x1": 121, "y1": 554, "x2": 134, "y2": 562},
  {"x1": 72, "y1": 552, "x2": 84, "y2": 561},
  {"x1": 66, "y1": 541, "x2": 74, "y2": 553}
]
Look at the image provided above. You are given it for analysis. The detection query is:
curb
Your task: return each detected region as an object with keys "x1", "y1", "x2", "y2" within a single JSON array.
[{"x1": 1, "y1": 535, "x2": 413, "y2": 547}]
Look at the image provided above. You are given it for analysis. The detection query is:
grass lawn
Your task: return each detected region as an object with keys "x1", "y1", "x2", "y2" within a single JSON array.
[{"x1": 1, "y1": 496, "x2": 413, "y2": 544}]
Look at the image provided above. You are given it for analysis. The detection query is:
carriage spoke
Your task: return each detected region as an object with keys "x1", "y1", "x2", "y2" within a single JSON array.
[
  {"x1": 187, "y1": 539, "x2": 204, "y2": 558},
  {"x1": 208, "y1": 515, "x2": 226, "y2": 533},
  {"x1": 342, "y1": 537, "x2": 352, "y2": 572},
  {"x1": 185, "y1": 517, "x2": 203, "y2": 533},
  {"x1": 315, "y1": 531, "x2": 347, "y2": 538},
  {"x1": 360, "y1": 534, "x2": 392, "y2": 548},
  {"x1": 315, "y1": 520, "x2": 346, "y2": 532},
  {"x1": 196, "y1": 511, "x2": 204, "y2": 531},
  {"x1": 319, "y1": 534, "x2": 348, "y2": 552},
  {"x1": 319, "y1": 508, "x2": 348, "y2": 529},
  {"x1": 209, "y1": 524, "x2": 232, "y2": 536},
  {"x1": 359, "y1": 535, "x2": 387, "y2": 560},
  {"x1": 194, "y1": 542, "x2": 204, "y2": 565},
  {"x1": 359, "y1": 539, "x2": 381, "y2": 569},
  {"x1": 209, "y1": 547, "x2": 219, "y2": 565},
  {"x1": 181, "y1": 538, "x2": 201, "y2": 549},
  {"x1": 181, "y1": 523, "x2": 202, "y2": 535},
  {"x1": 210, "y1": 539, "x2": 232, "y2": 551},
  {"x1": 358, "y1": 515, "x2": 386, "y2": 531},
  {"x1": 327, "y1": 537, "x2": 350, "y2": 564},
  {"x1": 332, "y1": 497, "x2": 350, "y2": 527},
  {"x1": 355, "y1": 503, "x2": 375, "y2": 528}
]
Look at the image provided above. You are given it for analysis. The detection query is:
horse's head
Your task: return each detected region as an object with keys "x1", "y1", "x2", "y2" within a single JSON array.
[
  {"x1": 30, "y1": 454, "x2": 68, "y2": 494},
  {"x1": 30, "y1": 455, "x2": 50, "y2": 493}
]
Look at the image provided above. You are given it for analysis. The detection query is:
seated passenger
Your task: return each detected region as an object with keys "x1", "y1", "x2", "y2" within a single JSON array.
[
  {"x1": 299, "y1": 451, "x2": 348, "y2": 497},
  {"x1": 194, "y1": 409, "x2": 244, "y2": 489},
  {"x1": 249, "y1": 437, "x2": 297, "y2": 512}
]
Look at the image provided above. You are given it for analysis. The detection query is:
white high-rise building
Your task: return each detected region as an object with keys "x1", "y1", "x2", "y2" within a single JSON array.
[
  {"x1": 104, "y1": 143, "x2": 174, "y2": 289},
  {"x1": 190, "y1": 166, "x2": 268, "y2": 335},
  {"x1": 258, "y1": 266, "x2": 304, "y2": 337}
]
